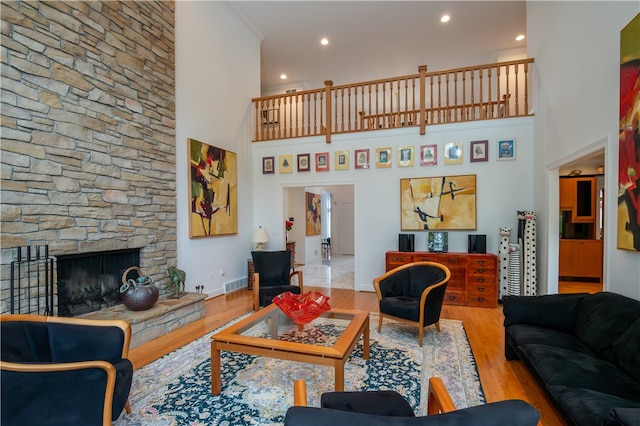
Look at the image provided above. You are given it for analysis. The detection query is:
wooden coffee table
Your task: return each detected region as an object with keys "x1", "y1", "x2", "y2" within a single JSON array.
[{"x1": 210, "y1": 304, "x2": 369, "y2": 395}]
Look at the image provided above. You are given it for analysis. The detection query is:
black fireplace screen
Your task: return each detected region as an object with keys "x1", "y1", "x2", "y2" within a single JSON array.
[{"x1": 57, "y1": 249, "x2": 140, "y2": 317}]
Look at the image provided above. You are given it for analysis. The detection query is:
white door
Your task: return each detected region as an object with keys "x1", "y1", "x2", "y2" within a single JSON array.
[{"x1": 341, "y1": 202, "x2": 354, "y2": 255}]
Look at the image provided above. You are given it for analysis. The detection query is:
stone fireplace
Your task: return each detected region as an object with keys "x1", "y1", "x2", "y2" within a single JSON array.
[
  {"x1": 56, "y1": 249, "x2": 140, "y2": 317},
  {"x1": 0, "y1": 1, "x2": 178, "y2": 317}
]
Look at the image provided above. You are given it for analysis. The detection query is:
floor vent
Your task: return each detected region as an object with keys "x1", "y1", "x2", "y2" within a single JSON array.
[{"x1": 224, "y1": 278, "x2": 247, "y2": 294}]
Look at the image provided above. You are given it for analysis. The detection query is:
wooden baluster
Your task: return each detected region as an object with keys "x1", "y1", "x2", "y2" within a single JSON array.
[
  {"x1": 514, "y1": 64, "x2": 519, "y2": 116},
  {"x1": 324, "y1": 80, "x2": 332, "y2": 143},
  {"x1": 524, "y1": 61, "x2": 529, "y2": 116},
  {"x1": 496, "y1": 66, "x2": 502, "y2": 117},
  {"x1": 504, "y1": 65, "x2": 510, "y2": 117},
  {"x1": 487, "y1": 67, "x2": 500, "y2": 118}
]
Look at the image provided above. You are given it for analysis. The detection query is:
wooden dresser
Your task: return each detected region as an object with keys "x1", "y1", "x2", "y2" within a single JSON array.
[{"x1": 385, "y1": 251, "x2": 498, "y2": 308}]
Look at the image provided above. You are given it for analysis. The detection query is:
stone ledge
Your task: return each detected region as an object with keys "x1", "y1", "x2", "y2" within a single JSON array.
[{"x1": 81, "y1": 292, "x2": 206, "y2": 348}]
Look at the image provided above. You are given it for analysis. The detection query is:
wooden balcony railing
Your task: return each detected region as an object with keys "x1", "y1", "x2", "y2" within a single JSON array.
[{"x1": 252, "y1": 58, "x2": 534, "y2": 143}]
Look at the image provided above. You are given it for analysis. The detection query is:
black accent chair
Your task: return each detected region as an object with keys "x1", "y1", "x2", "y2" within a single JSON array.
[
  {"x1": 0, "y1": 314, "x2": 133, "y2": 426},
  {"x1": 252, "y1": 250, "x2": 303, "y2": 311},
  {"x1": 373, "y1": 261, "x2": 450, "y2": 347},
  {"x1": 284, "y1": 378, "x2": 540, "y2": 425}
]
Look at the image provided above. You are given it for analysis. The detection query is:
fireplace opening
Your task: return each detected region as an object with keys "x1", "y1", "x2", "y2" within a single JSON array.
[{"x1": 57, "y1": 249, "x2": 140, "y2": 317}]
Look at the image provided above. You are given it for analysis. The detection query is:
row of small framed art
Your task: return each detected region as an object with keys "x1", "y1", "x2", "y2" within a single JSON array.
[{"x1": 261, "y1": 138, "x2": 516, "y2": 174}]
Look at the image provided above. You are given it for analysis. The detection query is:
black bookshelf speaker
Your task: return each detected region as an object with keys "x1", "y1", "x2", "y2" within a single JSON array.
[
  {"x1": 399, "y1": 234, "x2": 415, "y2": 252},
  {"x1": 468, "y1": 234, "x2": 487, "y2": 254}
]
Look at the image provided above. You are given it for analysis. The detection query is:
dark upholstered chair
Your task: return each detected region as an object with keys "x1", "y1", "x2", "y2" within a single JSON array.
[
  {"x1": 0, "y1": 314, "x2": 133, "y2": 426},
  {"x1": 252, "y1": 250, "x2": 303, "y2": 311},
  {"x1": 284, "y1": 378, "x2": 540, "y2": 425},
  {"x1": 373, "y1": 261, "x2": 451, "y2": 347}
]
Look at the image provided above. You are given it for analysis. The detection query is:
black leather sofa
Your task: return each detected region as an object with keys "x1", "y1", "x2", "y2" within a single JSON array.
[{"x1": 503, "y1": 292, "x2": 640, "y2": 425}]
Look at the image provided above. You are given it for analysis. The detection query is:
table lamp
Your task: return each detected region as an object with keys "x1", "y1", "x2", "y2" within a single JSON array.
[{"x1": 252, "y1": 226, "x2": 269, "y2": 251}]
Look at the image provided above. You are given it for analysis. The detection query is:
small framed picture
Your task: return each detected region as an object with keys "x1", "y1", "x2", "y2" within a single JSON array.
[
  {"x1": 297, "y1": 153, "x2": 310, "y2": 172},
  {"x1": 398, "y1": 146, "x2": 414, "y2": 167},
  {"x1": 279, "y1": 154, "x2": 293, "y2": 173},
  {"x1": 420, "y1": 144, "x2": 437, "y2": 166},
  {"x1": 497, "y1": 138, "x2": 516, "y2": 160},
  {"x1": 355, "y1": 149, "x2": 370, "y2": 169},
  {"x1": 444, "y1": 142, "x2": 463, "y2": 165},
  {"x1": 334, "y1": 150, "x2": 349, "y2": 170},
  {"x1": 376, "y1": 147, "x2": 392, "y2": 168},
  {"x1": 428, "y1": 231, "x2": 449, "y2": 253},
  {"x1": 262, "y1": 156, "x2": 274, "y2": 174},
  {"x1": 315, "y1": 152, "x2": 329, "y2": 172},
  {"x1": 470, "y1": 140, "x2": 489, "y2": 162}
]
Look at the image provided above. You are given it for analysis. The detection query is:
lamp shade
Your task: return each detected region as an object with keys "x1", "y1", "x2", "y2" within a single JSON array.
[{"x1": 252, "y1": 227, "x2": 269, "y2": 251}]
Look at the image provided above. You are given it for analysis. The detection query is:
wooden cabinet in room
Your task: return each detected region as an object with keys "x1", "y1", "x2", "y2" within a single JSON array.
[
  {"x1": 385, "y1": 251, "x2": 498, "y2": 307},
  {"x1": 286, "y1": 241, "x2": 296, "y2": 270},
  {"x1": 558, "y1": 239, "x2": 603, "y2": 282},
  {"x1": 560, "y1": 177, "x2": 597, "y2": 223},
  {"x1": 559, "y1": 178, "x2": 574, "y2": 210}
]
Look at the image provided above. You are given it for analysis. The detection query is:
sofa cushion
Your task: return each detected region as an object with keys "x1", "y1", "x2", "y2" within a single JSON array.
[
  {"x1": 503, "y1": 293, "x2": 587, "y2": 334},
  {"x1": 548, "y1": 385, "x2": 640, "y2": 426},
  {"x1": 609, "y1": 407, "x2": 640, "y2": 426},
  {"x1": 611, "y1": 319, "x2": 640, "y2": 383},
  {"x1": 518, "y1": 344, "x2": 640, "y2": 402},
  {"x1": 574, "y1": 292, "x2": 640, "y2": 363},
  {"x1": 506, "y1": 324, "x2": 594, "y2": 355}
]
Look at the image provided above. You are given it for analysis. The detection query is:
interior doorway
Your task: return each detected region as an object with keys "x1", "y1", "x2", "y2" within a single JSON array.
[
  {"x1": 558, "y1": 149, "x2": 605, "y2": 294},
  {"x1": 284, "y1": 184, "x2": 355, "y2": 289}
]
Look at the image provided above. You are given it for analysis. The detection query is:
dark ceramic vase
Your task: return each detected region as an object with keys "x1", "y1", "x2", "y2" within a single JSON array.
[{"x1": 121, "y1": 281, "x2": 159, "y2": 311}]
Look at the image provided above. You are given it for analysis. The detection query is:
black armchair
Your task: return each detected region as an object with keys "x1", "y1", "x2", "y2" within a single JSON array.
[
  {"x1": 373, "y1": 261, "x2": 451, "y2": 347},
  {"x1": 284, "y1": 378, "x2": 540, "y2": 425},
  {"x1": 0, "y1": 314, "x2": 133, "y2": 426},
  {"x1": 252, "y1": 250, "x2": 303, "y2": 311}
]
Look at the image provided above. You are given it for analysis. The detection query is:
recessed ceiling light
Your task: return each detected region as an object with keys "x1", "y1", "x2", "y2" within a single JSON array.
[
  {"x1": 320, "y1": 38, "x2": 329, "y2": 46},
  {"x1": 440, "y1": 15, "x2": 450, "y2": 23},
  {"x1": 280, "y1": 74, "x2": 287, "y2": 80},
  {"x1": 516, "y1": 34, "x2": 525, "y2": 41}
]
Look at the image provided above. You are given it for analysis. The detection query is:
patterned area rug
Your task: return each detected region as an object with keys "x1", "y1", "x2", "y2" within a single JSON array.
[{"x1": 115, "y1": 314, "x2": 484, "y2": 425}]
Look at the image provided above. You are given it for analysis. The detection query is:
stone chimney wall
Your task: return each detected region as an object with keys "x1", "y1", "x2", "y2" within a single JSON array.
[{"x1": 0, "y1": 1, "x2": 177, "y2": 312}]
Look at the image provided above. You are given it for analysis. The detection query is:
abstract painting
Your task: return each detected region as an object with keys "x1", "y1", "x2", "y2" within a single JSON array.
[
  {"x1": 400, "y1": 175, "x2": 477, "y2": 230},
  {"x1": 306, "y1": 192, "x2": 321, "y2": 236},
  {"x1": 189, "y1": 138, "x2": 237, "y2": 238},
  {"x1": 618, "y1": 13, "x2": 640, "y2": 251}
]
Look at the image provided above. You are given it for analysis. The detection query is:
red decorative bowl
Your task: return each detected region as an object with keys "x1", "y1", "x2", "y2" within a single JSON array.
[{"x1": 273, "y1": 291, "x2": 331, "y2": 324}]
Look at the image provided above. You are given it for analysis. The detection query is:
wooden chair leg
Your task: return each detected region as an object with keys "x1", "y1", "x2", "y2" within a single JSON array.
[
  {"x1": 435, "y1": 321, "x2": 441, "y2": 332},
  {"x1": 419, "y1": 326, "x2": 423, "y2": 347},
  {"x1": 378, "y1": 313, "x2": 383, "y2": 333},
  {"x1": 125, "y1": 400, "x2": 131, "y2": 414},
  {"x1": 293, "y1": 379, "x2": 308, "y2": 406}
]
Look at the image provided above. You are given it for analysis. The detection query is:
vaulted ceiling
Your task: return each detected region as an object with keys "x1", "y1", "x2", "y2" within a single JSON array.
[{"x1": 229, "y1": 1, "x2": 528, "y2": 92}]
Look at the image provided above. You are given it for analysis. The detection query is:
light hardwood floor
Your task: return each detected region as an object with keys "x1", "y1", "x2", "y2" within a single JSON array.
[{"x1": 127, "y1": 286, "x2": 582, "y2": 425}]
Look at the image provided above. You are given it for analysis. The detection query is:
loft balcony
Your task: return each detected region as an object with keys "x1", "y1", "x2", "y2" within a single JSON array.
[{"x1": 252, "y1": 58, "x2": 534, "y2": 143}]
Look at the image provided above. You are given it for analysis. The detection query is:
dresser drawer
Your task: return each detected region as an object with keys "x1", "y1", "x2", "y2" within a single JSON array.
[
  {"x1": 467, "y1": 293, "x2": 497, "y2": 308},
  {"x1": 467, "y1": 281, "x2": 495, "y2": 295},
  {"x1": 467, "y1": 274, "x2": 495, "y2": 286},
  {"x1": 468, "y1": 256, "x2": 496, "y2": 268},
  {"x1": 443, "y1": 291, "x2": 466, "y2": 305}
]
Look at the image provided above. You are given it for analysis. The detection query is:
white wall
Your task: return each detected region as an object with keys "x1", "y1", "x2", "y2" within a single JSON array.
[
  {"x1": 176, "y1": 2, "x2": 261, "y2": 297},
  {"x1": 252, "y1": 118, "x2": 535, "y2": 291},
  {"x1": 528, "y1": 2, "x2": 640, "y2": 299}
]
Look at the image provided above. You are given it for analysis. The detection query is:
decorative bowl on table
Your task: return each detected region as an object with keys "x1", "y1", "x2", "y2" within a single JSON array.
[{"x1": 272, "y1": 291, "x2": 331, "y2": 325}]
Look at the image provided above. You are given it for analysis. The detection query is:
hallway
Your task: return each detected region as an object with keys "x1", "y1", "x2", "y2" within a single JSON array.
[{"x1": 297, "y1": 254, "x2": 354, "y2": 289}]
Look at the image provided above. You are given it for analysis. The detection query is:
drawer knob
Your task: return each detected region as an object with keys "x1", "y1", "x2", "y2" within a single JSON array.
[
  {"x1": 477, "y1": 269, "x2": 486, "y2": 273},
  {"x1": 477, "y1": 278, "x2": 485, "y2": 282},
  {"x1": 477, "y1": 260, "x2": 486, "y2": 265},
  {"x1": 448, "y1": 295, "x2": 456, "y2": 300},
  {"x1": 477, "y1": 297, "x2": 485, "y2": 302},
  {"x1": 477, "y1": 287, "x2": 485, "y2": 291}
]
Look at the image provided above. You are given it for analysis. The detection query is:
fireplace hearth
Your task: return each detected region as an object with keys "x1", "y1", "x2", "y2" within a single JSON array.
[{"x1": 57, "y1": 249, "x2": 140, "y2": 317}]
